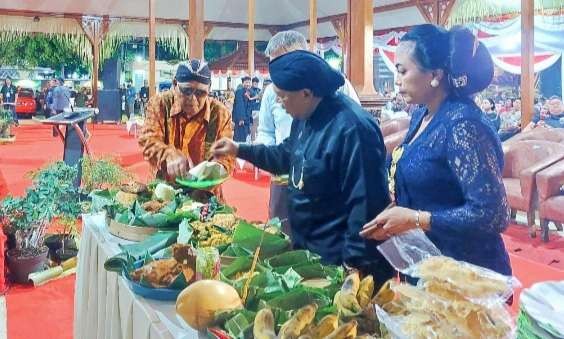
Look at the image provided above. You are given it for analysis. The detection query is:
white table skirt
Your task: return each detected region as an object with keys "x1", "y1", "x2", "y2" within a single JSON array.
[{"x1": 74, "y1": 213, "x2": 205, "y2": 339}]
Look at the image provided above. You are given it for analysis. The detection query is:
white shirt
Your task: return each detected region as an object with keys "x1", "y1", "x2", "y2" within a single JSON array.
[{"x1": 256, "y1": 78, "x2": 361, "y2": 146}]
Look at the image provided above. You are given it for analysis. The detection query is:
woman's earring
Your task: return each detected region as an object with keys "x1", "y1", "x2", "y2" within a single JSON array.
[{"x1": 430, "y1": 78, "x2": 439, "y2": 88}]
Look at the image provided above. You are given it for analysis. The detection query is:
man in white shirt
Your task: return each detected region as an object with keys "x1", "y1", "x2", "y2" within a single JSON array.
[{"x1": 256, "y1": 30, "x2": 360, "y2": 235}]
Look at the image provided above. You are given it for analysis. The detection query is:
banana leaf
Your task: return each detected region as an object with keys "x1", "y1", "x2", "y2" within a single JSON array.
[
  {"x1": 158, "y1": 199, "x2": 178, "y2": 215},
  {"x1": 241, "y1": 269, "x2": 302, "y2": 298},
  {"x1": 143, "y1": 250, "x2": 154, "y2": 264},
  {"x1": 112, "y1": 200, "x2": 188, "y2": 228},
  {"x1": 138, "y1": 212, "x2": 169, "y2": 227},
  {"x1": 272, "y1": 262, "x2": 343, "y2": 281},
  {"x1": 167, "y1": 208, "x2": 199, "y2": 225},
  {"x1": 214, "y1": 308, "x2": 256, "y2": 326},
  {"x1": 244, "y1": 269, "x2": 306, "y2": 310},
  {"x1": 104, "y1": 231, "x2": 178, "y2": 272},
  {"x1": 223, "y1": 312, "x2": 253, "y2": 339},
  {"x1": 114, "y1": 210, "x2": 133, "y2": 224},
  {"x1": 208, "y1": 196, "x2": 235, "y2": 215},
  {"x1": 221, "y1": 244, "x2": 252, "y2": 257},
  {"x1": 88, "y1": 189, "x2": 116, "y2": 213},
  {"x1": 260, "y1": 286, "x2": 332, "y2": 311},
  {"x1": 265, "y1": 250, "x2": 320, "y2": 268},
  {"x1": 232, "y1": 221, "x2": 290, "y2": 258},
  {"x1": 221, "y1": 256, "x2": 267, "y2": 279},
  {"x1": 265, "y1": 268, "x2": 302, "y2": 292},
  {"x1": 134, "y1": 200, "x2": 177, "y2": 227},
  {"x1": 316, "y1": 305, "x2": 338, "y2": 322}
]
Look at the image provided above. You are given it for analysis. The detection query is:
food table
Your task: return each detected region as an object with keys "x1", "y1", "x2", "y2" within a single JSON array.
[
  {"x1": 74, "y1": 214, "x2": 205, "y2": 339},
  {"x1": 74, "y1": 180, "x2": 531, "y2": 339}
]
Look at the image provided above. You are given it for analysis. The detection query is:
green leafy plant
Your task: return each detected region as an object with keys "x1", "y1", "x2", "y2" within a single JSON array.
[
  {"x1": 0, "y1": 107, "x2": 15, "y2": 138},
  {"x1": 81, "y1": 156, "x2": 133, "y2": 193},
  {"x1": 56, "y1": 215, "x2": 80, "y2": 244},
  {"x1": 0, "y1": 161, "x2": 81, "y2": 256}
]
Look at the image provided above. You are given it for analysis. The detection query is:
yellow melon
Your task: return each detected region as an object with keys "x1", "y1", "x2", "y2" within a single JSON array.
[{"x1": 176, "y1": 280, "x2": 243, "y2": 331}]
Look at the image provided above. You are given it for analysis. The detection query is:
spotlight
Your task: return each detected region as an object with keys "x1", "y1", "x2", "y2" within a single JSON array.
[{"x1": 33, "y1": 16, "x2": 40, "y2": 22}]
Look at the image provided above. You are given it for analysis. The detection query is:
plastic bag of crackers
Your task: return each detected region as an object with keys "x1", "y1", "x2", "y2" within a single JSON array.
[{"x1": 372, "y1": 229, "x2": 520, "y2": 339}]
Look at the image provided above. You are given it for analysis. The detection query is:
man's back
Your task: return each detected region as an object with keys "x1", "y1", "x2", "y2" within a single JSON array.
[
  {"x1": 140, "y1": 86, "x2": 149, "y2": 100},
  {"x1": 52, "y1": 85, "x2": 71, "y2": 111}
]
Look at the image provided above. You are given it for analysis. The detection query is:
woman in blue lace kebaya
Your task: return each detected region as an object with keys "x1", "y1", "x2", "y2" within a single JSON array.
[{"x1": 360, "y1": 24, "x2": 512, "y2": 275}]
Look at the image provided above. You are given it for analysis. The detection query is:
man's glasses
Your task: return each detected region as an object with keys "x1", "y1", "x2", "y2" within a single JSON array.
[{"x1": 178, "y1": 85, "x2": 208, "y2": 98}]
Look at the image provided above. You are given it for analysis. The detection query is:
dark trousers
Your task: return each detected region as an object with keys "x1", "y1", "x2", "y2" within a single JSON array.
[
  {"x1": 233, "y1": 124, "x2": 250, "y2": 142},
  {"x1": 269, "y1": 182, "x2": 291, "y2": 236}
]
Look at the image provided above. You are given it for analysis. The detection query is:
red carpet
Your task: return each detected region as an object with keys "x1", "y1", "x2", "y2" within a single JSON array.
[
  {"x1": 6, "y1": 276, "x2": 75, "y2": 339},
  {"x1": 503, "y1": 224, "x2": 564, "y2": 270},
  {"x1": 1, "y1": 123, "x2": 564, "y2": 338}
]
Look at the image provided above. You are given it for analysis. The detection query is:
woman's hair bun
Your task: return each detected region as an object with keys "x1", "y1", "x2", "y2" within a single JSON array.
[
  {"x1": 400, "y1": 24, "x2": 494, "y2": 97},
  {"x1": 447, "y1": 26, "x2": 494, "y2": 96}
]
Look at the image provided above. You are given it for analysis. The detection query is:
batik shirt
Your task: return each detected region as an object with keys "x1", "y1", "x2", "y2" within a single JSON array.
[{"x1": 139, "y1": 90, "x2": 235, "y2": 183}]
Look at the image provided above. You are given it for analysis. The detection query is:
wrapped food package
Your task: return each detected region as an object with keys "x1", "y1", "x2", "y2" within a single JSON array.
[{"x1": 188, "y1": 161, "x2": 227, "y2": 181}]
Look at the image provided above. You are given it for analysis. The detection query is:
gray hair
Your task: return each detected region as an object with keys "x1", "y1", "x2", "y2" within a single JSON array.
[{"x1": 265, "y1": 30, "x2": 308, "y2": 58}]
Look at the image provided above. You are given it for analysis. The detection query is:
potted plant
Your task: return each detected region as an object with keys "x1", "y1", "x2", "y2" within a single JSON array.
[
  {"x1": 45, "y1": 215, "x2": 80, "y2": 262},
  {"x1": 81, "y1": 156, "x2": 133, "y2": 194},
  {"x1": 0, "y1": 107, "x2": 16, "y2": 143},
  {"x1": 0, "y1": 161, "x2": 80, "y2": 283},
  {"x1": 55, "y1": 215, "x2": 80, "y2": 262}
]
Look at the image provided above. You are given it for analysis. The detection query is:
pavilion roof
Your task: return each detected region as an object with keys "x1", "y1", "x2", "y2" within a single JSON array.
[{"x1": 208, "y1": 42, "x2": 269, "y2": 74}]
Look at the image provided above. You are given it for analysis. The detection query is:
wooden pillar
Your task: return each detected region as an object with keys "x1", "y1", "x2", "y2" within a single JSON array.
[
  {"x1": 331, "y1": 17, "x2": 347, "y2": 73},
  {"x1": 189, "y1": 0, "x2": 205, "y2": 59},
  {"x1": 80, "y1": 16, "x2": 109, "y2": 108},
  {"x1": 149, "y1": 0, "x2": 156, "y2": 98},
  {"x1": 309, "y1": 0, "x2": 317, "y2": 51},
  {"x1": 92, "y1": 42, "x2": 100, "y2": 106},
  {"x1": 347, "y1": 0, "x2": 377, "y2": 97},
  {"x1": 521, "y1": 0, "x2": 534, "y2": 127},
  {"x1": 248, "y1": 0, "x2": 255, "y2": 76}
]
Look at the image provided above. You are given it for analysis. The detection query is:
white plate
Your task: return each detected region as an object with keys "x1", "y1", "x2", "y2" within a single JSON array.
[{"x1": 520, "y1": 280, "x2": 564, "y2": 338}]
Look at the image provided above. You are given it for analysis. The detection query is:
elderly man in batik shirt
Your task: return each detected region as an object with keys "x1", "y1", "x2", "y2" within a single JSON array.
[{"x1": 139, "y1": 59, "x2": 235, "y2": 199}]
